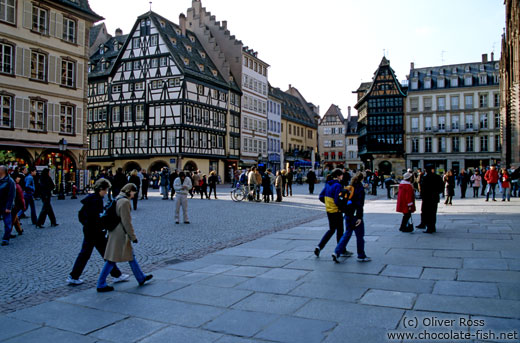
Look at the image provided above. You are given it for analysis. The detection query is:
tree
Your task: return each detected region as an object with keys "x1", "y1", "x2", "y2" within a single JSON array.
[{"x1": 0, "y1": 151, "x2": 16, "y2": 165}]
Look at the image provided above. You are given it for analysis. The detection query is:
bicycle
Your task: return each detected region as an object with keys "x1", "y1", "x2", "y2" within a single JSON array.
[{"x1": 230, "y1": 183, "x2": 249, "y2": 202}]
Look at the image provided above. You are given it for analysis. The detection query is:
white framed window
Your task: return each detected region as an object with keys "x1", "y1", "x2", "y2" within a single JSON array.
[
  {"x1": 30, "y1": 50, "x2": 46, "y2": 81},
  {"x1": 153, "y1": 131, "x2": 161, "y2": 146},
  {"x1": 494, "y1": 93, "x2": 500, "y2": 107},
  {"x1": 480, "y1": 113, "x2": 488, "y2": 129},
  {"x1": 437, "y1": 97, "x2": 445, "y2": 111},
  {"x1": 114, "y1": 132, "x2": 121, "y2": 147},
  {"x1": 203, "y1": 109, "x2": 209, "y2": 125},
  {"x1": 63, "y1": 17, "x2": 76, "y2": 43},
  {"x1": 90, "y1": 134, "x2": 98, "y2": 149},
  {"x1": 135, "y1": 82, "x2": 144, "y2": 91},
  {"x1": 424, "y1": 78, "x2": 431, "y2": 89},
  {"x1": 123, "y1": 105, "x2": 131, "y2": 121},
  {"x1": 97, "y1": 83, "x2": 105, "y2": 94},
  {"x1": 479, "y1": 94, "x2": 488, "y2": 108},
  {"x1": 150, "y1": 34, "x2": 158, "y2": 46},
  {"x1": 466, "y1": 136, "x2": 474, "y2": 152},
  {"x1": 0, "y1": 42, "x2": 13, "y2": 74},
  {"x1": 32, "y1": 5, "x2": 48, "y2": 34},
  {"x1": 464, "y1": 75, "x2": 472, "y2": 86},
  {"x1": 425, "y1": 137, "x2": 432, "y2": 153},
  {"x1": 194, "y1": 107, "x2": 201, "y2": 123},
  {"x1": 30, "y1": 99, "x2": 46, "y2": 131},
  {"x1": 167, "y1": 130, "x2": 175, "y2": 146},
  {"x1": 438, "y1": 137, "x2": 446, "y2": 152},
  {"x1": 423, "y1": 98, "x2": 432, "y2": 111},
  {"x1": 465, "y1": 114, "x2": 474, "y2": 129},
  {"x1": 133, "y1": 60, "x2": 141, "y2": 70},
  {"x1": 185, "y1": 106, "x2": 192, "y2": 122},
  {"x1": 59, "y1": 104, "x2": 74, "y2": 134},
  {"x1": 151, "y1": 58, "x2": 158, "y2": 68},
  {"x1": 61, "y1": 60, "x2": 75, "y2": 87},
  {"x1": 452, "y1": 137, "x2": 460, "y2": 152},
  {"x1": 112, "y1": 85, "x2": 121, "y2": 93},
  {"x1": 412, "y1": 138, "x2": 419, "y2": 153},
  {"x1": 450, "y1": 96, "x2": 459, "y2": 110},
  {"x1": 132, "y1": 37, "x2": 140, "y2": 48},
  {"x1": 451, "y1": 116, "x2": 459, "y2": 130},
  {"x1": 139, "y1": 132, "x2": 147, "y2": 147},
  {"x1": 126, "y1": 132, "x2": 134, "y2": 147},
  {"x1": 160, "y1": 57, "x2": 167, "y2": 66},
  {"x1": 101, "y1": 133, "x2": 108, "y2": 148},
  {"x1": 464, "y1": 95, "x2": 473, "y2": 109},
  {"x1": 425, "y1": 117, "x2": 432, "y2": 131},
  {"x1": 411, "y1": 117, "x2": 419, "y2": 132},
  {"x1": 0, "y1": 94, "x2": 13, "y2": 128},
  {"x1": 112, "y1": 107, "x2": 120, "y2": 123},
  {"x1": 437, "y1": 78, "x2": 445, "y2": 88},
  {"x1": 410, "y1": 98, "x2": 418, "y2": 111},
  {"x1": 0, "y1": 0, "x2": 15, "y2": 24},
  {"x1": 450, "y1": 76, "x2": 458, "y2": 87},
  {"x1": 480, "y1": 136, "x2": 488, "y2": 152},
  {"x1": 136, "y1": 104, "x2": 144, "y2": 121},
  {"x1": 438, "y1": 116, "x2": 445, "y2": 130}
]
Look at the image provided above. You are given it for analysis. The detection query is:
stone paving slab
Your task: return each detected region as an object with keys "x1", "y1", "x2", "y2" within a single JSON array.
[
  {"x1": 360, "y1": 289, "x2": 417, "y2": 309},
  {"x1": 381, "y1": 265, "x2": 424, "y2": 278},
  {"x1": 458, "y1": 269, "x2": 520, "y2": 283},
  {"x1": 0, "y1": 317, "x2": 40, "y2": 342},
  {"x1": 420, "y1": 267, "x2": 458, "y2": 280},
  {"x1": 87, "y1": 317, "x2": 167, "y2": 343},
  {"x1": 231, "y1": 293, "x2": 310, "y2": 315},
  {"x1": 202, "y1": 309, "x2": 279, "y2": 337},
  {"x1": 2, "y1": 327, "x2": 96, "y2": 343},
  {"x1": 288, "y1": 282, "x2": 367, "y2": 303},
  {"x1": 139, "y1": 325, "x2": 223, "y2": 343},
  {"x1": 433, "y1": 280, "x2": 500, "y2": 298},
  {"x1": 163, "y1": 284, "x2": 253, "y2": 307},
  {"x1": 254, "y1": 316, "x2": 336, "y2": 343}
]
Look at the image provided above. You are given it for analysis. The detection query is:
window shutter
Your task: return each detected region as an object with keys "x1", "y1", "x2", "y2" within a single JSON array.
[
  {"x1": 15, "y1": 47, "x2": 24, "y2": 76},
  {"x1": 54, "y1": 104, "x2": 61, "y2": 132},
  {"x1": 55, "y1": 13, "x2": 63, "y2": 40},
  {"x1": 14, "y1": 98, "x2": 23, "y2": 129},
  {"x1": 22, "y1": 1, "x2": 32, "y2": 29},
  {"x1": 50, "y1": 11, "x2": 56, "y2": 37},
  {"x1": 23, "y1": 48, "x2": 30, "y2": 77},
  {"x1": 55, "y1": 57, "x2": 62, "y2": 85},
  {"x1": 76, "y1": 107, "x2": 82, "y2": 135},
  {"x1": 77, "y1": 20, "x2": 85, "y2": 47},
  {"x1": 47, "y1": 103, "x2": 54, "y2": 131},
  {"x1": 22, "y1": 99, "x2": 30, "y2": 129},
  {"x1": 76, "y1": 62, "x2": 83, "y2": 89},
  {"x1": 48, "y1": 55, "x2": 56, "y2": 83}
]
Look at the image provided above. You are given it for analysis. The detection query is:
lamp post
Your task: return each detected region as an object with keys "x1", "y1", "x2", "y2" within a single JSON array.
[{"x1": 57, "y1": 138, "x2": 67, "y2": 200}]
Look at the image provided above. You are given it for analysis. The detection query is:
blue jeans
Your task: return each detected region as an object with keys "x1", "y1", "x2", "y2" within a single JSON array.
[
  {"x1": 502, "y1": 188, "x2": 511, "y2": 201},
  {"x1": 486, "y1": 183, "x2": 497, "y2": 201},
  {"x1": 97, "y1": 255, "x2": 145, "y2": 288},
  {"x1": 21, "y1": 193, "x2": 37, "y2": 224},
  {"x1": 1, "y1": 212, "x2": 13, "y2": 243},
  {"x1": 335, "y1": 216, "x2": 367, "y2": 259}
]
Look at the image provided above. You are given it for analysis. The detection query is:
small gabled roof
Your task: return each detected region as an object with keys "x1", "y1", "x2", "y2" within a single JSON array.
[
  {"x1": 89, "y1": 23, "x2": 105, "y2": 47},
  {"x1": 321, "y1": 104, "x2": 345, "y2": 124}
]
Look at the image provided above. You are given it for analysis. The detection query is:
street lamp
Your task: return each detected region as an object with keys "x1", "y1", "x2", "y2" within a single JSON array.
[{"x1": 57, "y1": 138, "x2": 67, "y2": 200}]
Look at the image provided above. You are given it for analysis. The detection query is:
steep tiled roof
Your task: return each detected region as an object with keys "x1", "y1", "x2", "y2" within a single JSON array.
[
  {"x1": 54, "y1": 0, "x2": 103, "y2": 20},
  {"x1": 89, "y1": 23, "x2": 104, "y2": 47},
  {"x1": 271, "y1": 87, "x2": 317, "y2": 128},
  {"x1": 355, "y1": 82, "x2": 372, "y2": 93},
  {"x1": 346, "y1": 116, "x2": 358, "y2": 134},
  {"x1": 89, "y1": 34, "x2": 127, "y2": 78},
  {"x1": 322, "y1": 104, "x2": 345, "y2": 123}
]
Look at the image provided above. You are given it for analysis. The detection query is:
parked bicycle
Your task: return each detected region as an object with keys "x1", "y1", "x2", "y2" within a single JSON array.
[{"x1": 230, "y1": 183, "x2": 248, "y2": 202}]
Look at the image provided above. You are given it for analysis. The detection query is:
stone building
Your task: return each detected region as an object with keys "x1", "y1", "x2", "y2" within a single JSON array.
[
  {"x1": 354, "y1": 57, "x2": 407, "y2": 175},
  {"x1": 267, "y1": 84, "x2": 282, "y2": 172},
  {"x1": 500, "y1": 0, "x2": 520, "y2": 167},
  {"x1": 406, "y1": 55, "x2": 501, "y2": 172},
  {"x1": 86, "y1": 11, "x2": 241, "y2": 181},
  {"x1": 0, "y1": 0, "x2": 102, "y2": 191},
  {"x1": 345, "y1": 107, "x2": 362, "y2": 170},
  {"x1": 318, "y1": 104, "x2": 346, "y2": 170}
]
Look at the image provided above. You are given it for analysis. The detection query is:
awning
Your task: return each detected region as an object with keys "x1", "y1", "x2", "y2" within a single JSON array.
[{"x1": 239, "y1": 159, "x2": 257, "y2": 165}]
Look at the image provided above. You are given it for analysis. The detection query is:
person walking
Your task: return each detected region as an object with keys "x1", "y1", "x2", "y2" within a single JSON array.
[
  {"x1": 285, "y1": 168, "x2": 294, "y2": 196},
  {"x1": 332, "y1": 172, "x2": 371, "y2": 263},
  {"x1": 481, "y1": 167, "x2": 488, "y2": 196},
  {"x1": 36, "y1": 168, "x2": 58, "y2": 229},
  {"x1": 501, "y1": 168, "x2": 511, "y2": 202},
  {"x1": 200, "y1": 174, "x2": 209, "y2": 199},
  {"x1": 511, "y1": 166, "x2": 519, "y2": 197},
  {"x1": 268, "y1": 169, "x2": 276, "y2": 202},
  {"x1": 262, "y1": 171, "x2": 271, "y2": 203},
  {"x1": 307, "y1": 169, "x2": 317, "y2": 194},
  {"x1": 0, "y1": 166, "x2": 16, "y2": 246},
  {"x1": 112, "y1": 168, "x2": 127, "y2": 197},
  {"x1": 68, "y1": 179, "x2": 129, "y2": 285},
  {"x1": 371, "y1": 172, "x2": 379, "y2": 196},
  {"x1": 140, "y1": 169, "x2": 149, "y2": 200},
  {"x1": 417, "y1": 165, "x2": 444, "y2": 234},
  {"x1": 275, "y1": 171, "x2": 283, "y2": 202},
  {"x1": 128, "y1": 170, "x2": 141, "y2": 210},
  {"x1": 315, "y1": 169, "x2": 351, "y2": 258},
  {"x1": 443, "y1": 170, "x2": 455, "y2": 205},
  {"x1": 173, "y1": 172, "x2": 192, "y2": 224},
  {"x1": 485, "y1": 165, "x2": 499, "y2": 202},
  {"x1": 159, "y1": 167, "x2": 170, "y2": 200},
  {"x1": 96, "y1": 183, "x2": 152, "y2": 292},
  {"x1": 384, "y1": 174, "x2": 395, "y2": 199},
  {"x1": 471, "y1": 170, "x2": 482, "y2": 198},
  {"x1": 281, "y1": 169, "x2": 287, "y2": 196},
  {"x1": 191, "y1": 171, "x2": 201, "y2": 198},
  {"x1": 11, "y1": 174, "x2": 25, "y2": 236},
  {"x1": 21, "y1": 167, "x2": 38, "y2": 224},
  {"x1": 458, "y1": 169, "x2": 470, "y2": 199},
  {"x1": 208, "y1": 171, "x2": 218, "y2": 199},
  {"x1": 396, "y1": 172, "x2": 415, "y2": 232},
  {"x1": 254, "y1": 168, "x2": 262, "y2": 201}
]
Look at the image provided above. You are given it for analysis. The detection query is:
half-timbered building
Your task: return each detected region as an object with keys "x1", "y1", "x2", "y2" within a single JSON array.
[
  {"x1": 87, "y1": 11, "x2": 241, "y2": 180},
  {"x1": 354, "y1": 57, "x2": 407, "y2": 175}
]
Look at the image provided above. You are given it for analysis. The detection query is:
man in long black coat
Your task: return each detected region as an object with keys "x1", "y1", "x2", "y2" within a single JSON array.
[
  {"x1": 417, "y1": 165, "x2": 444, "y2": 234},
  {"x1": 306, "y1": 169, "x2": 317, "y2": 194}
]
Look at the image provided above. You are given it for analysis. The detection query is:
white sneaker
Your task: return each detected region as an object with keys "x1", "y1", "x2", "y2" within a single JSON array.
[
  {"x1": 112, "y1": 274, "x2": 130, "y2": 283},
  {"x1": 357, "y1": 257, "x2": 372, "y2": 262},
  {"x1": 66, "y1": 275, "x2": 84, "y2": 285}
]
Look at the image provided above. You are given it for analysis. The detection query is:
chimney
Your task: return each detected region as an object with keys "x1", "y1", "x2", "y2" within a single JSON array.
[
  {"x1": 348, "y1": 106, "x2": 351, "y2": 118},
  {"x1": 482, "y1": 53, "x2": 488, "y2": 63},
  {"x1": 410, "y1": 62, "x2": 414, "y2": 70},
  {"x1": 115, "y1": 28, "x2": 122, "y2": 36},
  {"x1": 179, "y1": 13, "x2": 186, "y2": 36},
  {"x1": 491, "y1": 52, "x2": 494, "y2": 61},
  {"x1": 222, "y1": 20, "x2": 227, "y2": 29}
]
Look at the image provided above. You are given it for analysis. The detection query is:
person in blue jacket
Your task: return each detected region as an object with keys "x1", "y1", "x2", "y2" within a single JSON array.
[
  {"x1": 21, "y1": 167, "x2": 38, "y2": 225},
  {"x1": 0, "y1": 166, "x2": 16, "y2": 246},
  {"x1": 332, "y1": 172, "x2": 371, "y2": 263},
  {"x1": 315, "y1": 169, "x2": 352, "y2": 257}
]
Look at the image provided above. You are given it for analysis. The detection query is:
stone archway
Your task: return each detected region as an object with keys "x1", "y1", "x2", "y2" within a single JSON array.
[
  {"x1": 149, "y1": 160, "x2": 168, "y2": 173},
  {"x1": 183, "y1": 160, "x2": 198, "y2": 172},
  {"x1": 123, "y1": 161, "x2": 141, "y2": 174},
  {"x1": 378, "y1": 160, "x2": 392, "y2": 175}
]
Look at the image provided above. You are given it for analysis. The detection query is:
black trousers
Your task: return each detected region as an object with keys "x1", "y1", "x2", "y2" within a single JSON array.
[
  {"x1": 141, "y1": 184, "x2": 149, "y2": 199},
  {"x1": 309, "y1": 183, "x2": 315, "y2": 194},
  {"x1": 132, "y1": 194, "x2": 138, "y2": 210},
  {"x1": 460, "y1": 186, "x2": 467, "y2": 198},
  {"x1": 421, "y1": 200, "x2": 438, "y2": 232},
  {"x1": 276, "y1": 188, "x2": 282, "y2": 202},
  {"x1": 37, "y1": 195, "x2": 56, "y2": 226},
  {"x1": 208, "y1": 185, "x2": 217, "y2": 198},
  {"x1": 318, "y1": 212, "x2": 344, "y2": 250},
  {"x1": 70, "y1": 233, "x2": 122, "y2": 280}
]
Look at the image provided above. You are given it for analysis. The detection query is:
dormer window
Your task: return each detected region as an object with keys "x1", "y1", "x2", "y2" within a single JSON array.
[
  {"x1": 480, "y1": 64, "x2": 485, "y2": 72},
  {"x1": 424, "y1": 78, "x2": 431, "y2": 89},
  {"x1": 199, "y1": 51, "x2": 206, "y2": 59},
  {"x1": 170, "y1": 37, "x2": 177, "y2": 45},
  {"x1": 479, "y1": 74, "x2": 487, "y2": 85},
  {"x1": 465, "y1": 66, "x2": 470, "y2": 73},
  {"x1": 185, "y1": 44, "x2": 192, "y2": 52},
  {"x1": 437, "y1": 77, "x2": 445, "y2": 88},
  {"x1": 211, "y1": 69, "x2": 217, "y2": 77},
  {"x1": 440, "y1": 68, "x2": 444, "y2": 75},
  {"x1": 175, "y1": 29, "x2": 181, "y2": 35},
  {"x1": 198, "y1": 64, "x2": 204, "y2": 72},
  {"x1": 452, "y1": 67, "x2": 457, "y2": 73},
  {"x1": 426, "y1": 70, "x2": 431, "y2": 76},
  {"x1": 464, "y1": 75, "x2": 472, "y2": 86},
  {"x1": 183, "y1": 58, "x2": 189, "y2": 66},
  {"x1": 450, "y1": 76, "x2": 458, "y2": 87},
  {"x1": 99, "y1": 44, "x2": 104, "y2": 55},
  {"x1": 189, "y1": 35, "x2": 195, "y2": 43},
  {"x1": 113, "y1": 41, "x2": 119, "y2": 52},
  {"x1": 494, "y1": 63, "x2": 499, "y2": 70}
]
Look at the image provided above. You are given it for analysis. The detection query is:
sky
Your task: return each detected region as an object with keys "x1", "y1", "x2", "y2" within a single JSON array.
[{"x1": 88, "y1": 0, "x2": 505, "y2": 118}]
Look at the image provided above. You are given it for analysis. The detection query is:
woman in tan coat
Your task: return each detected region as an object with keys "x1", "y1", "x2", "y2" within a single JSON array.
[{"x1": 96, "y1": 183, "x2": 152, "y2": 292}]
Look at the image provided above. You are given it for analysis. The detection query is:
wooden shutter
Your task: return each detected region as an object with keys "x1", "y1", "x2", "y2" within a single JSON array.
[
  {"x1": 23, "y1": 48, "x2": 30, "y2": 77},
  {"x1": 55, "y1": 57, "x2": 62, "y2": 85},
  {"x1": 46, "y1": 102, "x2": 53, "y2": 131},
  {"x1": 14, "y1": 98, "x2": 23, "y2": 129},
  {"x1": 76, "y1": 107, "x2": 82, "y2": 136},
  {"x1": 54, "y1": 104, "x2": 60, "y2": 133},
  {"x1": 50, "y1": 11, "x2": 56, "y2": 37},
  {"x1": 22, "y1": 1, "x2": 32, "y2": 29},
  {"x1": 22, "y1": 99, "x2": 30, "y2": 129},
  {"x1": 76, "y1": 62, "x2": 83, "y2": 89},
  {"x1": 55, "y1": 13, "x2": 63, "y2": 40},
  {"x1": 15, "y1": 47, "x2": 24, "y2": 76},
  {"x1": 77, "y1": 20, "x2": 85, "y2": 47},
  {"x1": 48, "y1": 55, "x2": 56, "y2": 83}
]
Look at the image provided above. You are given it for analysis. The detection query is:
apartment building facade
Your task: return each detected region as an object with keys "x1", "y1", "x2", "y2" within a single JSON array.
[{"x1": 318, "y1": 104, "x2": 346, "y2": 169}]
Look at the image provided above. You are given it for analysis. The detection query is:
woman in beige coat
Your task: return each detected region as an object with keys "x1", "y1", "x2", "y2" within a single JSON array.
[{"x1": 96, "y1": 183, "x2": 152, "y2": 292}]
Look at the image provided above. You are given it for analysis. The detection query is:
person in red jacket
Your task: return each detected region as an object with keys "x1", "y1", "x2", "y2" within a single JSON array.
[
  {"x1": 501, "y1": 168, "x2": 511, "y2": 202},
  {"x1": 484, "y1": 165, "x2": 499, "y2": 201},
  {"x1": 396, "y1": 172, "x2": 416, "y2": 232}
]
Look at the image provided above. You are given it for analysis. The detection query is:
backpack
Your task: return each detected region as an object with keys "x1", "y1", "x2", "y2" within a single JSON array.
[
  {"x1": 78, "y1": 205, "x2": 88, "y2": 226},
  {"x1": 337, "y1": 185, "x2": 355, "y2": 215},
  {"x1": 99, "y1": 199, "x2": 120, "y2": 231}
]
